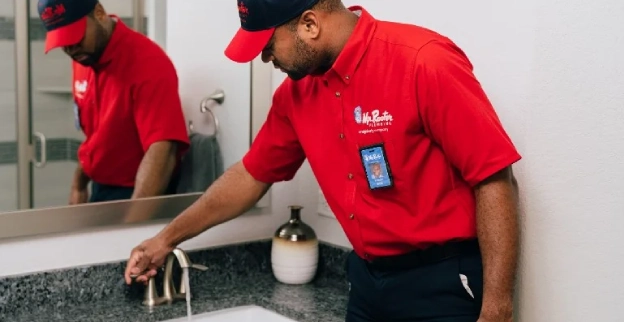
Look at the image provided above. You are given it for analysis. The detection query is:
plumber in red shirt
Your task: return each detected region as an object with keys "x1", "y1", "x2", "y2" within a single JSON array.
[
  {"x1": 38, "y1": 0, "x2": 190, "y2": 204},
  {"x1": 125, "y1": 1, "x2": 521, "y2": 321}
]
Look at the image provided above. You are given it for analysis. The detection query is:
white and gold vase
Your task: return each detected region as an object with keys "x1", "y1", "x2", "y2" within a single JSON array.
[{"x1": 271, "y1": 205, "x2": 319, "y2": 285}]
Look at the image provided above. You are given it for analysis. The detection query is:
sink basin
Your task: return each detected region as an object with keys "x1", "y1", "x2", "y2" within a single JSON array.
[{"x1": 162, "y1": 305, "x2": 298, "y2": 322}]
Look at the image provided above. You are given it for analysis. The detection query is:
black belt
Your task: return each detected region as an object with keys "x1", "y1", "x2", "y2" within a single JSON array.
[{"x1": 366, "y1": 239, "x2": 480, "y2": 271}]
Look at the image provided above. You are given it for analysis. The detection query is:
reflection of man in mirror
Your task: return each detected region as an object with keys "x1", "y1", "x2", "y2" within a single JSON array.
[
  {"x1": 369, "y1": 162, "x2": 382, "y2": 179},
  {"x1": 126, "y1": 1, "x2": 522, "y2": 322},
  {"x1": 37, "y1": 0, "x2": 190, "y2": 204}
]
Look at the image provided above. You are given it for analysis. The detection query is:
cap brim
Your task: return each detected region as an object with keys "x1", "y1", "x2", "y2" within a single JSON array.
[
  {"x1": 44, "y1": 17, "x2": 87, "y2": 54},
  {"x1": 224, "y1": 27, "x2": 275, "y2": 63}
]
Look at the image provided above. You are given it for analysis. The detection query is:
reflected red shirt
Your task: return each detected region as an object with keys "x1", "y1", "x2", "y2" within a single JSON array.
[
  {"x1": 243, "y1": 7, "x2": 521, "y2": 259},
  {"x1": 72, "y1": 18, "x2": 189, "y2": 187}
]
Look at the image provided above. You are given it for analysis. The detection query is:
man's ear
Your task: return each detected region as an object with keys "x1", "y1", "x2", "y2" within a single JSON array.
[
  {"x1": 93, "y1": 3, "x2": 107, "y2": 22},
  {"x1": 298, "y1": 10, "x2": 321, "y2": 40}
]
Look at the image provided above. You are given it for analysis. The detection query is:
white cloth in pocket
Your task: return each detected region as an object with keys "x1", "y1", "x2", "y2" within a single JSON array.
[{"x1": 459, "y1": 274, "x2": 475, "y2": 298}]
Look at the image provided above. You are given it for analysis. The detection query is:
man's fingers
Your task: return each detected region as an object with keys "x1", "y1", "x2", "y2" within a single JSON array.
[
  {"x1": 124, "y1": 248, "x2": 147, "y2": 284},
  {"x1": 136, "y1": 267, "x2": 158, "y2": 284},
  {"x1": 124, "y1": 252, "x2": 138, "y2": 284},
  {"x1": 133, "y1": 250, "x2": 152, "y2": 274}
]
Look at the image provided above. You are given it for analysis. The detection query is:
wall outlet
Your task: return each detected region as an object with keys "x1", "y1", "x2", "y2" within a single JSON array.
[{"x1": 317, "y1": 189, "x2": 335, "y2": 219}]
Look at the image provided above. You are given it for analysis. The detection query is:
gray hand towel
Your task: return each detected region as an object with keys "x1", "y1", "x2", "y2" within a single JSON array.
[{"x1": 176, "y1": 133, "x2": 224, "y2": 194}]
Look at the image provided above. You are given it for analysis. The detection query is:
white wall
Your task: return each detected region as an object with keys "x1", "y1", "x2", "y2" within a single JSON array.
[{"x1": 517, "y1": 0, "x2": 623, "y2": 321}]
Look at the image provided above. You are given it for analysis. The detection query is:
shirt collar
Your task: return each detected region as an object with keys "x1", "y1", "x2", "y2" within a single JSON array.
[
  {"x1": 95, "y1": 15, "x2": 129, "y2": 67},
  {"x1": 326, "y1": 6, "x2": 377, "y2": 83}
]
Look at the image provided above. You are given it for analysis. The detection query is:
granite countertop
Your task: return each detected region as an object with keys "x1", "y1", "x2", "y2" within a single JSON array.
[{"x1": 0, "y1": 241, "x2": 350, "y2": 322}]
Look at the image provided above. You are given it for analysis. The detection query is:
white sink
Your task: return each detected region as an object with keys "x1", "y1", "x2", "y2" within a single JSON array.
[{"x1": 162, "y1": 305, "x2": 298, "y2": 322}]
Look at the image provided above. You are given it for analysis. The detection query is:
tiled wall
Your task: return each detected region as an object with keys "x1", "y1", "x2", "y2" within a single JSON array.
[{"x1": 0, "y1": 14, "x2": 140, "y2": 211}]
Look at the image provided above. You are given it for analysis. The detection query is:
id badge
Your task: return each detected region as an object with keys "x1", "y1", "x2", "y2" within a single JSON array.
[
  {"x1": 359, "y1": 143, "x2": 393, "y2": 190},
  {"x1": 73, "y1": 102, "x2": 82, "y2": 131}
]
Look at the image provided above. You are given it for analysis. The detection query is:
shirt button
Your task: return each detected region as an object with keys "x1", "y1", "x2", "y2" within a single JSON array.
[
  {"x1": 347, "y1": 173, "x2": 353, "y2": 179},
  {"x1": 349, "y1": 213, "x2": 355, "y2": 219},
  {"x1": 364, "y1": 253, "x2": 370, "y2": 259},
  {"x1": 345, "y1": 75, "x2": 350, "y2": 80},
  {"x1": 339, "y1": 133, "x2": 345, "y2": 139},
  {"x1": 335, "y1": 91, "x2": 341, "y2": 97}
]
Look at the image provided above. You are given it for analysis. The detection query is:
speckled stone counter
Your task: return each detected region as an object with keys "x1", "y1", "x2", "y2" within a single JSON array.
[{"x1": 0, "y1": 240, "x2": 351, "y2": 322}]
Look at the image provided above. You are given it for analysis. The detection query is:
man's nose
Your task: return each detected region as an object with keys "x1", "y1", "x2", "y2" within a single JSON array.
[
  {"x1": 63, "y1": 44, "x2": 79, "y2": 54},
  {"x1": 261, "y1": 50, "x2": 273, "y2": 63}
]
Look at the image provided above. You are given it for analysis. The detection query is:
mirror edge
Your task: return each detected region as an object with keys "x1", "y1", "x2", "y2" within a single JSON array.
[{"x1": 250, "y1": 56, "x2": 273, "y2": 209}]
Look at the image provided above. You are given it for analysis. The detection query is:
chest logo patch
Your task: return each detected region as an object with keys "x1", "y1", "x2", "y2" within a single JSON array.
[
  {"x1": 353, "y1": 106, "x2": 394, "y2": 134},
  {"x1": 354, "y1": 106, "x2": 363, "y2": 124},
  {"x1": 74, "y1": 80, "x2": 88, "y2": 99}
]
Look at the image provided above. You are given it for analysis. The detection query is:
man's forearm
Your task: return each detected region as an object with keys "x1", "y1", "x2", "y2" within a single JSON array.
[
  {"x1": 71, "y1": 163, "x2": 90, "y2": 190},
  {"x1": 157, "y1": 161, "x2": 270, "y2": 247},
  {"x1": 132, "y1": 141, "x2": 178, "y2": 199},
  {"x1": 474, "y1": 166, "x2": 519, "y2": 317}
]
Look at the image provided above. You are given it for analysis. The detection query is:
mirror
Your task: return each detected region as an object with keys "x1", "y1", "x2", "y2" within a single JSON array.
[{"x1": 0, "y1": 0, "x2": 272, "y2": 234}]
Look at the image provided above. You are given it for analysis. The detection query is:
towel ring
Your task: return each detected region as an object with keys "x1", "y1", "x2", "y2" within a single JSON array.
[
  {"x1": 200, "y1": 89, "x2": 225, "y2": 112},
  {"x1": 189, "y1": 89, "x2": 225, "y2": 137}
]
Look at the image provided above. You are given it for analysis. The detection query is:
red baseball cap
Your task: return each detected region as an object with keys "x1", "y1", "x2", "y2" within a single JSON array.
[
  {"x1": 225, "y1": 0, "x2": 320, "y2": 63},
  {"x1": 38, "y1": 0, "x2": 98, "y2": 53}
]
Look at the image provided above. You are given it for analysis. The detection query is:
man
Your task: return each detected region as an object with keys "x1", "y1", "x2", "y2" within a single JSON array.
[
  {"x1": 125, "y1": 1, "x2": 521, "y2": 321},
  {"x1": 38, "y1": 0, "x2": 190, "y2": 203}
]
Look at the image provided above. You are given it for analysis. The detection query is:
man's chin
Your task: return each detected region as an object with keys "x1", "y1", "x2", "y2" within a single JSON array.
[
  {"x1": 286, "y1": 72, "x2": 307, "y2": 81},
  {"x1": 72, "y1": 56, "x2": 97, "y2": 66},
  {"x1": 75, "y1": 59, "x2": 95, "y2": 66}
]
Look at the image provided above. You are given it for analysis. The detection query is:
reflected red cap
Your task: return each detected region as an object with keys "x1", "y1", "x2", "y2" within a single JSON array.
[{"x1": 38, "y1": 0, "x2": 97, "y2": 53}]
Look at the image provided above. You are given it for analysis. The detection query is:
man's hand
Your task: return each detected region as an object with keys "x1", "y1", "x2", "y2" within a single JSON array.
[
  {"x1": 70, "y1": 162, "x2": 90, "y2": 205},
  {"x1": 69, "y1": 188, "x2": 89, "y2": 205},
  {"x1": 124, "y1": 236, "x2": 174, "y2": 285}
]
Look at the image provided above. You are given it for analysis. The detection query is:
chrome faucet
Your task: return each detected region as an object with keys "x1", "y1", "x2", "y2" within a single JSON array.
[{"x1": 142, "y1": 248, "x2": 208, "y2": 307}]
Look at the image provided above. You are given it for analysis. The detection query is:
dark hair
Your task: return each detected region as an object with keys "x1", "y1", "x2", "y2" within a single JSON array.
[
  {"x1": 286, "y1": 0, "x2": 345, "y2": 31},
  {"x1": 314, "y1": 0, "x2": 344, "y2": 12}
]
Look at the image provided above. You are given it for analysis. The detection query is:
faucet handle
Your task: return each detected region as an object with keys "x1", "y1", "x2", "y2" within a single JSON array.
[
  {"x1": 191, "y1": 263, "x2": 208, "y2": 271},
  {"x1": 142, "y1": 277, "x2": 168, "y2": 306},
  {"x1": 171, "y1": 248, "x2": 208, "y2": 271}
]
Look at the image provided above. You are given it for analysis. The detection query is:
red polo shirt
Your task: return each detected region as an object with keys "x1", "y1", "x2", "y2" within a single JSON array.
[
  {"x1": 72, "y1": 17, "x2": 189, "y2": 187},
  {"x1": 243, "y1": 7, "x2": 522, "y2": 259}
]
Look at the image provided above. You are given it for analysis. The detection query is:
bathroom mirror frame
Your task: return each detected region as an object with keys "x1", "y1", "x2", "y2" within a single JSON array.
[{"x1": 0, "y1": 0, "x2": 275, "y2": 240}]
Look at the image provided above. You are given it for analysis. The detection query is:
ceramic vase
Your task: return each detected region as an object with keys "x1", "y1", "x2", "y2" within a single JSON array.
[{"x1": 271, "y1": 205, "x2": 319, "y2": 285}]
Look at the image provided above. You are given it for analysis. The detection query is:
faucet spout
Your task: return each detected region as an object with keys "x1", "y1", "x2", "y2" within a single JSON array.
[{"x1": 162, "y1": 248, "x2": 208, "y2": 302}]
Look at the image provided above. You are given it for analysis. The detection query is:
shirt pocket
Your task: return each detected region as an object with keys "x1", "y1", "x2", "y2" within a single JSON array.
[{"x1": 353, "y1": 134, "x2": 398, "y2": 193}]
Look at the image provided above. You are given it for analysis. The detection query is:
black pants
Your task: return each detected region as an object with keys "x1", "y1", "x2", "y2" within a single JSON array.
[
  {"x1": 345, "y1": 244, "x2": 484, "y2": 322},
  {"x1": 89, "y1": 171, "x2": 181, "y2": 203},
  {"x1": 89, "y1": 182, "x2": 134, "y2": 203}
]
